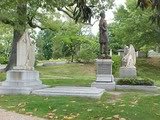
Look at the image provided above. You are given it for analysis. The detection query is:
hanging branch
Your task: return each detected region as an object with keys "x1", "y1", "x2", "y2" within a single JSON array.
[{"x1": 0, "y1": 17, "x2": 15, "y2": 26}]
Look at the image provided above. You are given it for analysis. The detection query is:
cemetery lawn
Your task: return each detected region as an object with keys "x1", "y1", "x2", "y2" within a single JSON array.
[
  {"x1": 0, "y1": 58, "x2": 160, "y2": 86},
  {"x1": 36, "y1": 63, "x2": 96, "y2": 87},
  {"x1": 0, "y1": 58, "x2": 160, "y2": 119},
  {"x1": 0, "y1": 92, "x2": 160, "y2": 120},
  {"x1": 36, "y1": 58, "x2": 160, "y2": 87},
  {"x1": 137, "y1": 58, "x2": 160, "y2": 86}
]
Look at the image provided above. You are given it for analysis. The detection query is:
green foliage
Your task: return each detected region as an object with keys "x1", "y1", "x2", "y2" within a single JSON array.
[
  {"x1": 136, "y1": 0, "x2": 160, "y2": 26},
  {"x1": 112, "y1": 55, "x2": 121, "y2": 76},
  {"x1": 37, "y1": 21, "x2": 99, "y2": 62},
  {"x1": 117, "y1": 78, "x2": 154, "y2": 86},
  {"x1": 76, "y1": 38, "x2": 98, "y2": 63},
  {"x1": 54, "y1": 22, "x2": 94, "y2": 62},
  {"x1": 42, "y1": 40, "x2": 53, "y2": 60},
  {"x1": 76, "y1": 49, "x2": 96, "y2": 63},
  {"x1": 0, "y1": 56, "x2": 8, "y2": 64},
  {"x1": 0, "y1": 24, "x2": 12, "y2": 63},
  {"x1": 0, "y1": 72, "x2": 5, "y2": 82},
  {"x1": 0, "y1": 0, "x2": 114, "y2": 70},
  {"x1": 110, "y1": 0, "x2": 160, "y2": 51},
  {"x1": 36, "y1": 30, "x2": 55, "y2": 60}
]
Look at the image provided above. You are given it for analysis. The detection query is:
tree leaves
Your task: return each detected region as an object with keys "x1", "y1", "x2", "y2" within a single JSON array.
[
  {"x1": 137, "y1": 0, "x2": 160, "y2": 26},
  {"x1": 137, "y1": 0, "x2": 152, "y2": 10}
]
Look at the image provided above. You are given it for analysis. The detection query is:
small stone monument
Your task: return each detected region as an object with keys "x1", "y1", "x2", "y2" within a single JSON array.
[
  {"x1": 148, "y1": 50, "x2": 160, "y2": 58},
  {"x1": 0, "y1": 31, "x2": 46, "y2": 94},
  {"x1": 119, "y1": 44, "x2": 137, "y2": 78},
  {"x1": 92, "y1": 59, "x2": 115, "y2": 90},
  {"x1": 91, "y1": 11, "x2": 115, "y2": 90}
]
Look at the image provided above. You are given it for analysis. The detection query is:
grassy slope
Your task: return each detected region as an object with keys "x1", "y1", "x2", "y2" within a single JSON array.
[
  {"x1": 36, "y1": 63, "x2": 96, "y2": 87},
  {"x1": 0, "y1": 58, "x2": 160, "y2": 119},
  {"x1": 137, "y1": 58, "x2": 160, "y2": 86}
]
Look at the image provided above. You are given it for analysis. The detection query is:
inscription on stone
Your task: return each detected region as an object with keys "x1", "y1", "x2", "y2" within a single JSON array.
[{"x1": 97, "y1": 64, "x2": 111, "y2": 74}]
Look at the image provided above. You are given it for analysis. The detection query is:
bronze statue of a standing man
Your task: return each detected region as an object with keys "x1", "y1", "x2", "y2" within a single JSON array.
[{"x1": 99, "y1": 11, "x2": 109, "y2": 58}]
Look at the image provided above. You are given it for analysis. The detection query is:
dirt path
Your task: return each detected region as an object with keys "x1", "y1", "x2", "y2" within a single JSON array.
[{"x1": 0, "y1": 108, "x2": 46, "y2": 120}]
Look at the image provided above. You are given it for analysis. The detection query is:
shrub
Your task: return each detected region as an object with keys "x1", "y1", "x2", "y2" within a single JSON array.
[
  {"x1": 0, "y1": 56, "x2": 8, "y2": 64},
  {"x1": 112, "y1": 55, "x2": 121, "y2": 75},
  {"x1": 116, "y1": 78, "x2": 154, "y2": 86},
  {"x1": 76, "y1": 49, "x2": 97, "y2": 63},
  {"x1": 76, "y1": 42, "x2": 98, "y2": 63}
]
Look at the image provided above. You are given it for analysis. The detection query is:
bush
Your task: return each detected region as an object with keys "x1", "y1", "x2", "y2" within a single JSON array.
[
  {"x1": 112, "y1": 55, "x2": 121, "y2": 75},
  {"x1": 116, "y1": 78, "x2": 154, "y2": 86},
  {"x1": 0, "y1": 56, "x2": 8, "y2": 64},
  {"x1": 76, "y1": 42, "x2": 98, "y2": 63},
  {"x1": 76, "y1": 49, "x2": 97, "y2": 63}
]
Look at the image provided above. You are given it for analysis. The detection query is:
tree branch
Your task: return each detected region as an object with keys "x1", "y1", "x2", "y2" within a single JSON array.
[
  {"x1": 27, "y1": 16, "x2": 55, "y2": 31},
  {"x1": 0, "y1": 17, "x2": 15, "y2": 26},
  {"x1": 57, "y1": 7, "x2": 74, "y2": 19},
  {"x1": 65, "y1": 6, "x2": 74, "y2": 13}
]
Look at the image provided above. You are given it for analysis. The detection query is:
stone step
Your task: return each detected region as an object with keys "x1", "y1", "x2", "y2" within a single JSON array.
[
  {"x1": 0, "y1": 85, "x2": 48, "y2": 94},
  {"x1": 32, "y1": 86, "x2": 105, "y2": 99},
  {"x1": 2, "y1": 80, "x2": 42, "y2": 87}
]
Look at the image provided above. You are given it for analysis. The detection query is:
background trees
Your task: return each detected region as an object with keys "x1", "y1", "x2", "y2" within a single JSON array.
[
  {"x1": 109, "y1": 0, "x2": 160, "y2": 53},
  {"x1": 0, "y1": 0, "x2": 114, "y2": 71},
  {"x1": 36, "y1": 21, "x2": 98, "y2": 62}
]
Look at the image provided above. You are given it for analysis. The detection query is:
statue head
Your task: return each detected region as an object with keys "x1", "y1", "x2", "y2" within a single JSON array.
[{"x1": 100, "y1": 11, "x2": 105, "y2": 18}]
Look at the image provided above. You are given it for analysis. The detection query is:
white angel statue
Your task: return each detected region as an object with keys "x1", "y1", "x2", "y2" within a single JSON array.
[{"x1": 122, "y1": 44, "x2": 136, "y2": 68}]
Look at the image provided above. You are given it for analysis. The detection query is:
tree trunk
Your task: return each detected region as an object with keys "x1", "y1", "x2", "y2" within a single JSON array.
[
  {"x1": 4, "y1": 29, "x2": 24, "y2": 71},
  {"x1": 4, "y1": 1, "x2": 27, "y2": 71},
  {"x1": 71, "y1": 54, "x2": 74, "y2": 62}
]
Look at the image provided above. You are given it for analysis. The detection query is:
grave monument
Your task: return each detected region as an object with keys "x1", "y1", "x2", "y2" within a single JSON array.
[
  {"x1": 92, "y1": 11, "x2": 115, "y2": 90},
  {"x1": 119, "y1": 44, "x2": 137, "y2": 78},
  {"x1": 0, "y1": 31, "x2": 46, "y2": 94}
]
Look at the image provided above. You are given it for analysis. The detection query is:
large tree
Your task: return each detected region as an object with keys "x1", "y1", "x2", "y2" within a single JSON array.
[
  {"x1": 0, "y1": 0, "x2": 114, "y2": 71},
  {"x1": 109, "y1": 0, "x2": 160, "y2": 53},
  {"x1": 109, "y1": 0, "x2": 160, "y2": 51},
  {"x1": 137, "y1": 0, "x2": 160, "y2": 26}
]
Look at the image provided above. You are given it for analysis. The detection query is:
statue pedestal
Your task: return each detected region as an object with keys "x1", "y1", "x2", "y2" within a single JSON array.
[
  {"x1": 0, "y1": 31, "x2": 47, "y2": 94},
  {"x1": 119, "y1": 67, "x2": 137, "y2": 78},
  {"x1": 91, "y1": 59, "x2": 115, "y2": 90},
  {"x1": 0, "y1": 70, "x2": 47, "y2": 94}
]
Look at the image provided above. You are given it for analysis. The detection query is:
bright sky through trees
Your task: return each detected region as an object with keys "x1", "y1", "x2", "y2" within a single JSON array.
[{"x1": 91, "y1": 0, "x2": 126, "y2": 35}]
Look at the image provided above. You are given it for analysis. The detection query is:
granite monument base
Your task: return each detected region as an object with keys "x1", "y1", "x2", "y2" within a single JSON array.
[
  {"x1": 92, "y1": 81, "x2": 115, "y2": 90},
  {"x1": 91, "y1": 59, "x2": 115, "y2": 90},
  {"x1": 0, "y1": 70, "x2": 47, "y2": 94},
  {"x1": 32, "y1": 86, "x2": 105, "y2": 99},
  {"x1": 119, "y1": 67, "x2": 137, "y2": 78}
]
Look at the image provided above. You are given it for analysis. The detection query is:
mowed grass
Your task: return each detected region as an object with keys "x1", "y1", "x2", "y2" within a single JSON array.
[
  {"x1": 137, "y1": 58, "x2": 160, "y2": 86},
  {"x1": 0, "y1": 92, "x2": 160, "y2": 120},
  {"x1": 36, "y1": 63, "x2": 96, "y2": 87},
  {"x1": 0, "y1": 58, "x2": 160, "y2": 119}
]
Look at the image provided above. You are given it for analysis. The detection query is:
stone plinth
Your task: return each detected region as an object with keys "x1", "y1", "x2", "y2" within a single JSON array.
[
  {"x1": 91, "y1": 59, "x2": 115, "y2": 90},
  {"x1": 32, "y1": 86, "x2": 105, "y2": 99},
  {"x1": 119, "y1": 67, "x2": 137, "y2": 78},
  {"x1": 0, "y1": 70, "x2": 47, "y2": 94}
]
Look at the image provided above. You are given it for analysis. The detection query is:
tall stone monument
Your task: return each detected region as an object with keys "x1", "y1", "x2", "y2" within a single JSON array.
[
  {"x1": 0, "y1": 31, "x2": 46, "y2": 94},
  {"x1": 119, "y1": 44, "x2": 137, "y2": 78},
  {"x1": 91, "y1": 11, "x2": 115, "y2": 90}
]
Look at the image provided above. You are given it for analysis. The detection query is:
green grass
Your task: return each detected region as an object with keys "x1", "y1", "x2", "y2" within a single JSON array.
[
  {"x1": 0, "y1": 92, "x2": 160, "y2": 120},
  {"x1": 0, "y1": 58, "x2": 160, "y2": 119},
  {"x1": 137, "y1": 58, "x2": 160, "y2": 86},
  {"x1": 36, "y1": 63, "x2": 96, "y2": 86}
]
